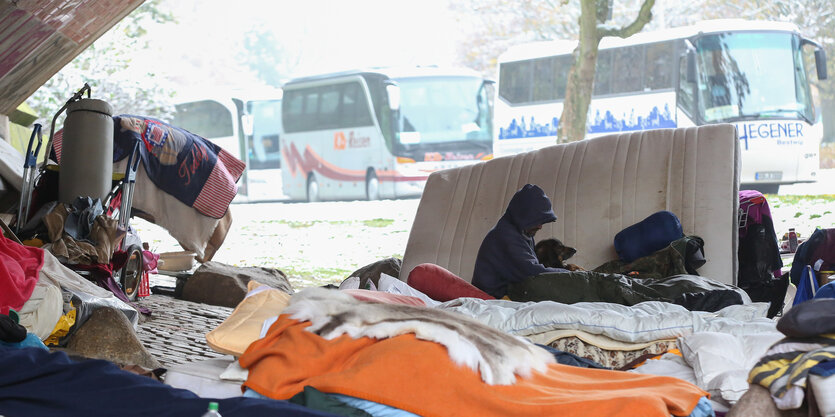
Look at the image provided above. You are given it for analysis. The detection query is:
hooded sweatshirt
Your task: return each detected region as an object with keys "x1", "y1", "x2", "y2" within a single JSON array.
[{"x1": 472, "y1": 184, "x2": 565, "y2": 298}]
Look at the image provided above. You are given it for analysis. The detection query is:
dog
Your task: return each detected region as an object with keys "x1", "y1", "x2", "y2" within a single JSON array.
[{"x1": 535, "y1": 238, "x2": 585, "y2": 271}]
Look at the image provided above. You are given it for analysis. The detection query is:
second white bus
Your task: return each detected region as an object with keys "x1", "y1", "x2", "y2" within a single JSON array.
[{"x1": 494, "y1": 20, "x2": 829, "y2": 194}]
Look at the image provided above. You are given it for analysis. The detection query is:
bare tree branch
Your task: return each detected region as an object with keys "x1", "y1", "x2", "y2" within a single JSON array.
[{"x1": 598, "y1": 0, "x2": 656, "y2": 38}]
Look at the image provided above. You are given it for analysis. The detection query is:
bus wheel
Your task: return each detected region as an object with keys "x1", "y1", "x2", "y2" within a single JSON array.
[
  {"x1": 366, "y1": 171, "x2": 379, "y2": 201},
  {"x1": 307, "y1": 174, "x2": 319, "y2": 202}
]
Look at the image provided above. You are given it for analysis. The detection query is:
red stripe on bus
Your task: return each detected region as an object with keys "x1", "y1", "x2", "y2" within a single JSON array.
[{"x1": 281, "y1": 142, "x2": 429, "y2": 182}]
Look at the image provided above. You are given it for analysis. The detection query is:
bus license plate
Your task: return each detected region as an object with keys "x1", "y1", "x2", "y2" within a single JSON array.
[{"x1": 755, "y1": 171, "x2": 782, "y2": 181}]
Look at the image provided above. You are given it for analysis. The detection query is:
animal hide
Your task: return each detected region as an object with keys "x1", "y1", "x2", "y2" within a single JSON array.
[{"x1": 284, "y1": 287, "x2": 555, "y2": 385}]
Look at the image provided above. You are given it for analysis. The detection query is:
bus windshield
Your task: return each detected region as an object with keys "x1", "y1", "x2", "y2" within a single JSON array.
[
  {"x1": 247, "y1": 99, "x2": 282, "y2": 170},
  {"x1": 394, "y1": 76, "x2": 492, "y2": 147},
  {"x1": 695, "y1": 32, "x2": 814, "y2": 124}
]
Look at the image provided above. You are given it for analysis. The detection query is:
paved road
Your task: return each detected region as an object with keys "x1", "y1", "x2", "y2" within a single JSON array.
[{"x1": 135, "y1": 295, "x2": 232, "y2": 370}]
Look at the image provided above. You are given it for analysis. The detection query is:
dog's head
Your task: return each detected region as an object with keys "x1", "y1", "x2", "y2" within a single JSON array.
[{"x1": 535, "y1": 238, "x2": 577, "y2": 269}]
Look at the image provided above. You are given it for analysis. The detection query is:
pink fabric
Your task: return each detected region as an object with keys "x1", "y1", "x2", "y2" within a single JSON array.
[
  {"x1": 142, "y1": 250, "x2": 160, "y2": 274},
  {"x1": 0, "y1": 235, "x2": 44, "y2": 314},
  {"x1": 407, "y1": 263, "x2": 495, "y2": 302},
  {"x1": 342, "y1": 289, "x2": 426, "y2": 306}
]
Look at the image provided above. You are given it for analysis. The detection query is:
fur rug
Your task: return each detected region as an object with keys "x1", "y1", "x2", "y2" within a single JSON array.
[{"x1": 284, "y1": 287, "x2": 555, "y2": 385}]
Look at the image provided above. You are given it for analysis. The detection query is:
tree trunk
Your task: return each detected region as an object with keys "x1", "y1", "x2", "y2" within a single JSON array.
[
  {"x1": 557, "y1": 0, "x2": 656, "y2": 143},
  {"x1": 557, "y1": 0, "x2": 599, "y2": 143}
]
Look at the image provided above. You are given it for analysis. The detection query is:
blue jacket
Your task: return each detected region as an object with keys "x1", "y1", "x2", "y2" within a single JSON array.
[{"x1": 472, "y1": 184, "x2": 565, "y2": 298}]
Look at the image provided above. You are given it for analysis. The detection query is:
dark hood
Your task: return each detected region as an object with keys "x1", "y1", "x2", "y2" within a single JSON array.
[
  {"x1": 502, "y1": 184, "x2": 557, "y2": 232},
  {"x1": 472, "y1": 184, "x2": 563, "y2": 298}
]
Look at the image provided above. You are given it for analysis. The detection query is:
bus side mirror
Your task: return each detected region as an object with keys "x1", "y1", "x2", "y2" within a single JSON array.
[
  {"x1": 386, "y1": 84, "x2": 401, "y2": 111},
  {"x1": 802, "y1": 38, "x2": 828, "y2": 81},
  {"x1": 686, "y1": 49, "x2": 697, "y2": 83},
  {"x1": 815, "y1": 48, "x2": 828, "y2": 80},
  {"x1": 241, "y1": 114, "x2": 254, "y2": 136}
]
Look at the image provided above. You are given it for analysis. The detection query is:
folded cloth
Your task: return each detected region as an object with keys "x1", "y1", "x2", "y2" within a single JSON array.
[
  {"x1": 0, "y1": 234, "x2": 44, "y2": 315},
  {"x1": 240, "y1": 315, "x2": 708, "y2": 417},
  {"x1": 341, "y1": 289, "x2": 426, "y2": 306},
  {"x1": 206, "y1": 282, "x2": 292, "y2": 357}
]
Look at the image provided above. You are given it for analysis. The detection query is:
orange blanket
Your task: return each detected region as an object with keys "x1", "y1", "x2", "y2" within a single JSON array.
[{"x1": 240, "y1": 315, "x2": 707, "y2": 417}]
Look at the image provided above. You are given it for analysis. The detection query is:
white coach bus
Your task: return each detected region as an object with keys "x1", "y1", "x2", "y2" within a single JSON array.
[
  {"x1": 280, "y1": 66, "x2": 494, "y2": 201},
  {"x1": 171, "y1": 90, "x2": 284, "y2": 202},
  {"x1": 494, "y1": 20, "x2": 828, "y2": 193}
]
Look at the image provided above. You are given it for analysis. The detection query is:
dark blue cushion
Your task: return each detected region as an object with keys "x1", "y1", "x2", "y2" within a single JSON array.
[{"x1": 614, "y1": 211, "x2": 683, "y2": 263}]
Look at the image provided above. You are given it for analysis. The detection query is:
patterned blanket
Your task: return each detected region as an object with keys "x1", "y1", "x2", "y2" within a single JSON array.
[{"x1": 53, "y1": 116, "x2": 245, "y2": 219}]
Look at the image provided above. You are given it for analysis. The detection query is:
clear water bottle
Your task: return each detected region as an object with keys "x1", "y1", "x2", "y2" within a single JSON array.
[
  {"x1": 201, "y1": 402, "x2": 222, "y2": 417},
  {"x1": 788, "y1": 228, "x2": 798, "y2": 253}
]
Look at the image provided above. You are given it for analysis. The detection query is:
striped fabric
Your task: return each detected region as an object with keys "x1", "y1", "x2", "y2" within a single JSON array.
[
  {"x1": 748, "y1": 334, "x2": 835, "y2": 409},
  {"x1": 192, "y1": 149, "x2": 246, "y2": 218}
]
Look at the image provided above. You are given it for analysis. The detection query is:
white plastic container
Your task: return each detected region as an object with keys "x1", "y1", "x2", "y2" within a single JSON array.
[{"x1": 158, "y1": 251, "x2": 197, "y2": 272}]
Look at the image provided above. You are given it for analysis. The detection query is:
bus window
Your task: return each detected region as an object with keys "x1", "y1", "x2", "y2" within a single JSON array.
[
  {"x1": 340, "y1": 82, "x2": 373, "y2": 128},
  {"x1": 283, "y1": 91, "x2": 304, "y2": 133},
  {"x1": 594, "y1": 50, "x2": 613, "y2": 96},
  {"x1": 171, "y1": 100, "x2": 234, "y2": 138},
  {"x1": 612, "y1": 45, "x2": 645, "y2": 94},
  {"x1": 554, "y1": 55, "x2": 572, "y2": 100},
  {"x1": 678, "y1": 48, "x2": 697, "y2": 119},
  {"x1": 533, "y1": 57, "x2": 555, "y2": 102},
  {"x1": 645, "y1": 41, "x2": 675, "y2": 90},
  {"x1": 302, "y1": 90, "x2": 320, "y2": 130},
  {"x1": 319, "y1": 86, "x2": 340, "y2": 127},
  {"x1": 499, "y1": 60, "x2": 533, "y2": 104}
]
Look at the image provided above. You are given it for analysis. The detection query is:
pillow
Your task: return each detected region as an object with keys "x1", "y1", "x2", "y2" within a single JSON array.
[
  {"x1": 777, "y1": 298, "x2": 835, "y2": 337},
  {"x1": 615, "y1": 211, "x2": 683, "y2": 263},
  {"x1": 206, "y1": 281, "x2": 291, "y2": 356},
  {"x1": 407, "y1": 263, "x2": 494, "y2": 302}
]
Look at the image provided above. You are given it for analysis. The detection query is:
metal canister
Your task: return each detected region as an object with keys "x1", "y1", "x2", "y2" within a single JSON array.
[{"x1": 58, "y1": 98, "x2": 113, "y2": 204}]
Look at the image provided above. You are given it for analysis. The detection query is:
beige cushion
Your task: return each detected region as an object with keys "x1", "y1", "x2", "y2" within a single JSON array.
[
  {"x1": 206, "y1": 281, "x2": 291, "y2": 356},
  {"x1": 400, "y1": 125, "x2": 740, "y2": 285}
]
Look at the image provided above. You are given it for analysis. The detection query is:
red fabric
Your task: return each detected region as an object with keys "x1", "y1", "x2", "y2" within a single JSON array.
[
  {"x1": 0, "y1": 235, "x2": 44, "y2": 315},
  {"x1": 342, "y1": 289, "x2": 426, "y2": 306},
  {"x1": 407, "y1": 263, "x2": 494, "y2": 302}
]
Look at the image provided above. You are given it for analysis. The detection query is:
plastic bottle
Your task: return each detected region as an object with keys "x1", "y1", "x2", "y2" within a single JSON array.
[
  {"x1": 201, "y1": 402, "x2": 222, "y2": 417},
  {"x1": 788, "y1": 228, "x2": 798, "y2": 253}
]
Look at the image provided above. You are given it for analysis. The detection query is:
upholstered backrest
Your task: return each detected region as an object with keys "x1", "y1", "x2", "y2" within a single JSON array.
[{"x1": 400, "y1": 125, "x2": 740, "y2": 285}]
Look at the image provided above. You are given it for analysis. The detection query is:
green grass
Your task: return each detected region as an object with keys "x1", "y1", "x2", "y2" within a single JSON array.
[
  {"x1": 362, "y1": 218, "x2": 395, "y2": 227},
  {"x1": 771, "y1": 195, "x2": 835, "y2": 205},
  {"x1": 275, "y1": 265, "x2": 355, "y2": 287}
]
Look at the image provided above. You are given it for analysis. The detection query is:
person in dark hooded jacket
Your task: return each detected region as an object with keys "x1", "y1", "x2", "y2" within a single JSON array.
[{"x1": 472, "y1": 184, "x2": 568, "y2": 298}]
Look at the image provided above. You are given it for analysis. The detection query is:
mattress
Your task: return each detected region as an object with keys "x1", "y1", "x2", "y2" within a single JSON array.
[{"x1": 401, "y1": 125, "x2": 740, "y2": 285}]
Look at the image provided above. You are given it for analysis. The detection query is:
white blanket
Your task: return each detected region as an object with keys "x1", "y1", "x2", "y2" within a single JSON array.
[{"x1": 436, "y1": 297, "x2": 775, "y2": 344}]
